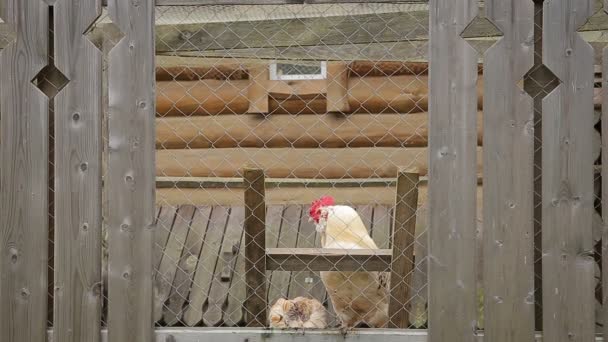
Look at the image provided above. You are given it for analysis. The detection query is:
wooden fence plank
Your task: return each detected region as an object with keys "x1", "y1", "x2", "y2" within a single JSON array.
[
  {"x1": 265, "y1": 206, "x2": 286, "y2": 307},
  {"x1": 0, "y1": 2, "x2": 50, "y2": 342},
  {"x1": 106, "y1": 0, "x2": 155, "y2": 339},
  {"x1": 164, "y1": 206, "x2": 212, "y2": 326},
  {"x1": 52, "y1": 0, "x2": 103, "y2": 341},
  {"x1": 224, "y1": 223, "x2": 248, "y2": 326},
  {"x1": 428, "y1": 0, "x2": 479, "y2": 340},
  {"x1": 156, "y1": 205, "x2": 196, "y2": 320},
  {"x1": 267, "y1": 206, "x2": 299, "y2": 307},
  {"x1": 203, "y1": 206, "x2": 246, "y2": 326},
  {"x1": 243, "y1": 168, "x2": 267, "y2": 327},
  {"x1": 388, "y1": 171, "x2": 419, "y2": 329},
  {"x1": 288, "y1": 206, "x2": 322, "y2": 299},
  {"x1": 542, "y1": 1, "x2": 596, "y2": 341},
  {"x1": 182, "y1": 206, "x2": 229, "y2": 326},
  {"x1": 604, "y1": 1, "x2": 608, "y2": 337},
  {"x1": 482, "y1": 0, "x2": 535, "y2": 340}
]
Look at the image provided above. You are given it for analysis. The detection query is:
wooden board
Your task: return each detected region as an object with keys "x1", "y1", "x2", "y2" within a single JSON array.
[
  {"x1": 223, "y1": 217, "x2": 248, "y2": 327},
  {"x1": 156, "y1": 147, "x2": 484, "y2": 179},
  {"x1": 482, "y1": 0, "x2": 535, "y2": 340},
  {"x1": 182, "y1": 207, "x2": 230, "y2": 326},
  {"x1": 203, "y1": 206, "x2": 245, "y2": 326},
  {"x1": 604, "y1": 3, "x2": 608, "y2": 337},
  {"x1": 243, "y1": 169, "x2": 267, "y2": 326},
  {"x1": 0, "y1": 3, "x2": 50, "y2": 342},
  {"x1": 156, "y1": 205, "x2": 196, "y2": 318},
  {"x1": 154, "y1": 206, "x2": 178, "y2": 271},
  {"x1": 156, "y1": 112, "x2": 484, "y2": 150},
  {"x1": 52, "y1": 1, "x2": 103, "y2": 341},
  {"x1": 388, "y1": 171, "x2": 419, "y2": 328},
  {"x1": 542, "y1": 1, "x2": 596, "y2": 341},
  {"x1": 156, "y1": 76, "x2": 484, "y2": 116},
  {"x1": 164, "y1": 206, "x2": 212, "y2": 325},
  {"x1": 266, "y1": 206, "x2": 286, "y2": 307},
  {"x1": 287, "y1": 206, "x2": 323, "y2": 299},
  {"x1": 428, "y1": 0, "x2": 479, "y2": 340},
  {"x1": 105, "y1": 0, "x2": 155, "y2": 341}
]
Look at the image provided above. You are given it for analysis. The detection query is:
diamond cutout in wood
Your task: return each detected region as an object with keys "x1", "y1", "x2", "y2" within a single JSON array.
[
  {"x1": 522, "y1": 64, "x2": 560, "y2": 100},
  {"x1": 32, "y1": 63, "x2": 69, "y2": 99}
]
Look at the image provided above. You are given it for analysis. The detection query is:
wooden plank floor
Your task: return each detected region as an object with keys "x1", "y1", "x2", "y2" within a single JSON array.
[{"x1": 153, "y1": 204, "x2": 422, "y2": 327}]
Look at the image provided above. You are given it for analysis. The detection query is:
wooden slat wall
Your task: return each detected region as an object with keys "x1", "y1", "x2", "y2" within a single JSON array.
[
  {"x1": 482, "y1": 0, "x2": 535, "y2": 341},
  {"x1": 542, "y1": 1, "x2": 596, "y2": 341},
  {"x1": 428, "y1": 0, "x2": 478, "y2": 341},
  {"x1": 106, "y1": 0, "x2": 155, "y2": 341},
  {"x1": 52, "y1": 1, "x2": 103, "y2": 341},
  {"x1": 604, "y1": 1, "x2": 608, "y2": 337},
  {"x1": 0, "y1": 2, "x2": 49, "y2": 342}
]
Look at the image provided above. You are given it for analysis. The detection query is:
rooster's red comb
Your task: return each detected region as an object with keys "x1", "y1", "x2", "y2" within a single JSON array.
[{"x1": 309, "y1": 196, "x2": 335, "y2": 220}]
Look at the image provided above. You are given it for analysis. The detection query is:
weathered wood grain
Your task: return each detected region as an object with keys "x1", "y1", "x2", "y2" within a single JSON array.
[
  {"x1": 288, "y1": 206, "x2": 322, "y2": 299},
  {"x1": 203, "y1": 206, "x2": 246, "y2": 326},
  {"x1": 482, "y1": 0, "x2": 535, "y2": 340},
  {"x1": 224, "y1": 211, "x2": 249, "y2": 326},
  {"x1": 243, "y1": 168, "x2": 267, "y2": 327},
  {"x1": 156, "y1": 147, "x2": 484, "y2": 179},
  {"x1": 154, "y1": 206, "x2": 178, "y2": 272},
  {"x1": 156, "y1": 205, "x2": 196, "y2": 319},
  {"x1": 388, "y1": 171, "x2": 419, "y2": 329},
  {"x1": 266, "y1": 249, "x2": 392, "y2": 272},
  {"x1": 156, "y1": 112, "x2": 484, "y2": 150},
  {"x1": 265, "y1": 205, "x2": 286, "y2": 307},
  {"x1": 604, "y1": 3, "x2": 608, "y2": 338},
  {"x1": 164, "y1": 206, "x2": 212, "y2": 326},
  {"x1": 105, "y1": 0, "x2": 155, "y2": 340},
  {"x1": 0, "y1": 2, "x2": 49, "y2": 342},
  {"x1": 267, "y1": 206, "x2": 299, "y2": 308},
  {"x1": 542, "y1": 1, "x2": 596, "y2": 341},
  {"x1": 52, "y1": 0, "x2": 103, "y2": 341},
  {"x1": 428, "y1": 0, "x2": 479, "y2": 340},
  {"x1": 182, "y1": 206, "x2": 229, "y2": 326}
]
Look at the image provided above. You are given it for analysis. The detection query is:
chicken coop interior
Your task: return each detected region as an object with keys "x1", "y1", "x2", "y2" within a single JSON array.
[{"x1": 2, "y1": 0, "x2": 608, "y2": 341}]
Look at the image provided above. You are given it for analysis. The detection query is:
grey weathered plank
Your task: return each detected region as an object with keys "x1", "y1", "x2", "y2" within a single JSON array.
[
  {"x1": 482, "y1": 0, "x2": 535, "y2": 340},
  {"x1": 203, "y1": 206, "x2": 246, "y2": 326},
  {"x1": 356, "y1": 205, "x2": 374, "y2": 236},
  {"x1": 267, "y1": 205, "x2": 300, "y2": 304},
  {"x1": 604, "y1": 2, "x2": 608, "y2": 338},
  {"x1": 224, "y1": 226, "x2": 248, "y2": 327},
  {"x1": 243, "y1": 168, "x2": 267, "y2": 326},
  {"x1": 542, "y1": 1, "x2": 596, "y2": 341},
  {"x1": 156, "y1": 205, "x2": 196, "y2": 319},
  {"x1": 154, "y1": 11, "x2": 497, "y2": 54},
  {"x1": 182, "y1": 206, "x2": 229, "y2": 326},
  {"x1": 0, "y1": 2, "x2": 49, "y2": 342},
  {"x1": 428, "y1": 0, "x2": 479, "y2": 340},
  {"x1": 372, "y1": 206, "x2": 392, "y2": 250},
  {"x1": 154, "y1": 206, "x2": 178, "y2": 271},
  {"x1": 52, "y1": 0, "x2": 103, "y2": 341},
  {"x1": 388, "y1": 171, "x2": 419, "y2": 329},
  {"x1": 105, "y1": 0, "x2": 155, "y2": 340},
  {"x1": 288, "y1": 205, "x2": 321, "y2": 299},
  {"x1": 265, "y1": 206, "x2": 286, "y2": 307},
  {"x1": 164, "y1": 206, "x2": 212, "y2": 326}
]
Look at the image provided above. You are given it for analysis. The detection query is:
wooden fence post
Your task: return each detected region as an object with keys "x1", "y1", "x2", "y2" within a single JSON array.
[
  {"x1": 388, "y1": 169, "x2": 419, "y2": 329},
  {"x1": 482, "y1": 0, "x2": 535, "y2": 341},
  {"x1": 428, "y1": 0, "x2": 478, "y2": 340},
  {"x1": 542, "y1": 1, "x2": 596, "y2": 341},
  {"x1": 604, "y1": 1, "x2": 608, "y2": 338},
  {"x1": 106, "y1": 0, "x2": 156, "y2": 341},
  {"x1": 52, "y1": 1, "x2": 103, "y2": 342},
  {"x1": 0, "y1": 2, "x2": 50, "y2": 342},
  {"x1": 243, "y1": 168, "x2": 267, "y2": 327}
]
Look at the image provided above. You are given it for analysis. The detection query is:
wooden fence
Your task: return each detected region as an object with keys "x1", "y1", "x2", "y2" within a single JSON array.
[{"x1": 0, "y1": 0, "x2": 606, "y2": 342}]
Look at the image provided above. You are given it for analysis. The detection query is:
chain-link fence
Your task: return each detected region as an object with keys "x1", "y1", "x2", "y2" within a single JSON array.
[
  {"x1": 149, "y1": 2, "x2": 436, "y2": 329},
  {"x1": 1, "y1": 0, "x2": 603, "y2": 334}
]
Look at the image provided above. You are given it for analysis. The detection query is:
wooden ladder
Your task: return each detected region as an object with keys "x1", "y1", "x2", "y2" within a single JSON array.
[{"x1": 242, "y1": 167, "x2": 419, "y2": 329}]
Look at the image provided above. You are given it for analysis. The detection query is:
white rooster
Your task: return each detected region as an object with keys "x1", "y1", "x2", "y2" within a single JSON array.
[{"x1": 309, "y1": 196, "x2": 389, "y2": 331}]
